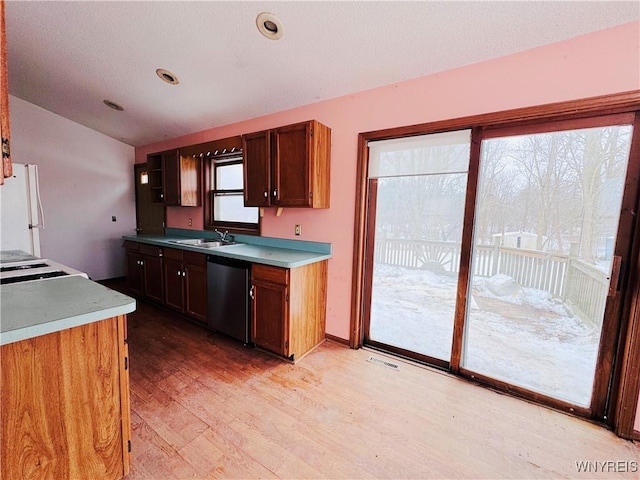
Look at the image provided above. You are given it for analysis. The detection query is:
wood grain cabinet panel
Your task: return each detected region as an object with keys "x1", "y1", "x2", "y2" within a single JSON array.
[
  {"x1": 243, "y1": 120, "x2": 331, "y2": 208},
  {"x1": 184, "y1": 260, "x2": 207, "y2": 322},
  {"x1": 141, "y1": 250, "x2": 163, "y2": 303},
  {"x1": 162, "y1": 247, "x2": 207, "y2": 323},
  {"x1": 0, "y1": 0, "x2": 12, "y2": 184},
  {"x1": 162, "y1": 150, "x2": 180, "y2": 206},
  {"x1": 252, "y1": 277, "x2": 288, "y2": 356},
  {"x1": 123, "y1": 242, "x2": 163, "y2": 302},
  {"x1": 1, "y1": 316, "x2": 131, "y2": 480},
  {"x1": 164, "y1": 256, "x2": 184, "y2": 311},
  {"x1": 125, "y1": 251, "x2": 143, "y2": 296},
  {"x1": 242, "y1": 130, "x2": 271, "y2": 207},
  {"x1": 251, "y1": 260, "x2": 328, "y2": 361},
  {"x1": 155, "y1": 149, "x2": 201, "y2": 207}
]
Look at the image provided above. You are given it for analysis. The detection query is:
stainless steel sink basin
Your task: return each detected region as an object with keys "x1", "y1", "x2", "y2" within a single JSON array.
[
  {"x1": 169, "y1": 238, "x2": 207, "y2": 245},
  {"x1": 169, "y1": 239, "x2": 238, "y2": 248},
  {"x1": 199, "y1": 241, "x2": 238, "y2": 248}
]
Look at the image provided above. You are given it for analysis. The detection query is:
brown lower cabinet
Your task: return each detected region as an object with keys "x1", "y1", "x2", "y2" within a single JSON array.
[
  {"x1": 251, "y1": 261, "x2": 328, "y2": 361},
  {"x1": 123, "y1": 241, "x2": 163, "y2": 302},
  {"x1": 123, "y1": 241, "x2": 329, "y2": 361},
  {"x1": 1, "y1": 315, "x2": 131, "y2": 480},
  {"x1": 163, "y1": 247, "x2": 207, "y2": 322}
]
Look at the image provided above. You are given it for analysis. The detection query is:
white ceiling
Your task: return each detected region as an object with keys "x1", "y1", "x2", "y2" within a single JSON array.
[{"x1": 5, "y1": 1, "x2": 640, "y2": 147}]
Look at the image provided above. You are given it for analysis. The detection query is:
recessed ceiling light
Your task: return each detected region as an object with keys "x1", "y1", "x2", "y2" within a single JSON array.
[
  {"x1": 256, "y1": 12, "x2": 283, "y2": 40},
  {"x1": 103, "y1": 99, "x2": 124, "y2": 111},
  {"x1": 156, "y1": 68, "x2": 179, "y2": 85}
]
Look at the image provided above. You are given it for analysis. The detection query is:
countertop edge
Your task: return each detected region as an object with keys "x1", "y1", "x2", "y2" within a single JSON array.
[
  {"x1": 0, "y1": 300, "x2": 136, "y2": 346},
  {"x1": 122, "y1": 235, "x2": 332, "y2": 268}
]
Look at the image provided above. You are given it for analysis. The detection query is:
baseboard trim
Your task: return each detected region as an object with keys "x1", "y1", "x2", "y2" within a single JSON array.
[
  {"x1": 633, "y1": 430, "x2": 640, "y2": 442},
  {"x1": 325, "y1": 333, "x2": 349, "y2": 345}
]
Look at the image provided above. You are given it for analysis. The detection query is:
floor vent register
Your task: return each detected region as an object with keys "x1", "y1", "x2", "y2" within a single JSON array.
[{"x1": 367, "y1": 356, "x2": 400, "y2": 370}]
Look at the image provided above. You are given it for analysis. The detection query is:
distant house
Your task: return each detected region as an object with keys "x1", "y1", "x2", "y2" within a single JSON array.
[{"x1": 491, "y1": 231, "x2": 544, "y2": 250}]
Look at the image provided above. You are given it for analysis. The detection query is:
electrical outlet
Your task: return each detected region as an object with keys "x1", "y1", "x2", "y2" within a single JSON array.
[
  {"x1": 188, "y1": 217, "x2": 193, "y2": 227},
  {"x1": 295, "y1": 224, "x2": 301, "y2": 236}
]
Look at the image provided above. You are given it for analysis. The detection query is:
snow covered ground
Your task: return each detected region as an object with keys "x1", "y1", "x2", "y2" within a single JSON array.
[{"x1": 369, "y1": 264, "x2": 600, "y2": 407}]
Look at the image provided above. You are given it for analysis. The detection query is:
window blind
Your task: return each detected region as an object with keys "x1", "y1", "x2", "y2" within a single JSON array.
[{"x1": 368, "y1": 129, "x2": 471, "y2": 178}]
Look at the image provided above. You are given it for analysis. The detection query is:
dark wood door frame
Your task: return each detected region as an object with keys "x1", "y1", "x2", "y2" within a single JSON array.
[{"x1": 350, "y1": 90, "x2": 640, "y2": 437}]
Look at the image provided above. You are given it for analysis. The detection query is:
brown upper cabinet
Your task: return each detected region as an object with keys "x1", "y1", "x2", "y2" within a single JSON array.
[
  {"x1": 146, "y1": 149, "x2": 201, "y2": 206},
  {"x1": 243, "y1": 120, "x2": 331, "y2": 208},
  {"x1": 163, "y1": 149, "x2": 201, "y2": 207}
]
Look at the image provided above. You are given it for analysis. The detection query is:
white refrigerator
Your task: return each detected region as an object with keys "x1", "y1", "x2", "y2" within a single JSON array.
[{"x1": 0, "y1": 164, "x2": 43, "y2": 256}]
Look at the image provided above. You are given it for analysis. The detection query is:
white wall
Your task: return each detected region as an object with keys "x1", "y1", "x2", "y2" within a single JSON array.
[{"x1": 9, "y1": 95, "x2": 136, "y2": 280}]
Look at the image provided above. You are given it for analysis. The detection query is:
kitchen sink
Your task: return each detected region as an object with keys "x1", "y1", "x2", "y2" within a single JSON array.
[
  {"x1": 169, "y1": 239, "x2": 238, "y2": 248},
  {"x1": 199, "y1": 241, "x2": 238, "y2": 248},
  {"x1": 169, "y1": 238, "x2": 207, "y2": 245}
]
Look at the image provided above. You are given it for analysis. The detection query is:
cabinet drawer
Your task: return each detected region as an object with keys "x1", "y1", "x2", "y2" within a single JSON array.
[
  {"x1": 140, "y1": 244, "x2": 163, "y2": 257},
  {"x1": 122, "y1": 240, "x2": 139, "y2": 251},
  {"x1": 164, "y1": 247, "x2": 184, "y2": 260},
  {"x1": 183, "y1": 251, "x2": 206, "y2": 267},
  {"x1": 252, "y1": 264, "x2": 288, "y2": 285}
]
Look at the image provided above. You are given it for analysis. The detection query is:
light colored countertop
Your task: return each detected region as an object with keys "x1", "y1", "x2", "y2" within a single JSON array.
[
  {"x1": 123, "y1": 231, "x2": 332, "y2": 268},
  {"x1": 0, "y1": 250, "x2": 39, "y2": 263},
  {"x1": 1, "y1": 276, "x2": 136, "y2": 346}
]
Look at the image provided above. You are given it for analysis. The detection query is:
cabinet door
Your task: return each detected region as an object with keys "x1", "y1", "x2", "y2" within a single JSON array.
[
  {"x1": 164, "y1": 257, "x2": 184, "y2": 311},
  {"x1": 178, "y1": 155, "x2": 201, "y2": 207},
  {"x1": 162, "y1": 150, "x2": 181, "y2": 206},
  {"x1": 143, "y1": 255, "x2": 164, "y2": 303},
  {"x1": 252, "y1": 279, "x2": 288, "y2": 356},
  {"x1": 185, "y1": 263, "x2": 207, "y2": 323},
  {"x1": 273, "y1": 122, "x2": 311, "y2": 207},
  {"x1": 1, "y1": 316, "x2": 131, "y2": 479},
  {"x1": 243, "y1": 130, "x2": 271, "y2": 207},
  {"x1": 126, "y1": 252, "x2": 143, "y2": 296}
]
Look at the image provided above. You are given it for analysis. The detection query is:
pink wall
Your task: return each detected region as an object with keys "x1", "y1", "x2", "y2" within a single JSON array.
[{"x1": 136, "y1": 22, "x2": 640, "y2": 343}]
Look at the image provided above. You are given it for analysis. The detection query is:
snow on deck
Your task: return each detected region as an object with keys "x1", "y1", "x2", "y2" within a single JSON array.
[{"x1": 369, "y1": 264, "x2": 600, "y2": 406}]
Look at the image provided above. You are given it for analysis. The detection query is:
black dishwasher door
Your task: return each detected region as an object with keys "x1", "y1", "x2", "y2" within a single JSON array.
[{"x1": 206, "y1": 255, "x2": 251, "y2": 344}]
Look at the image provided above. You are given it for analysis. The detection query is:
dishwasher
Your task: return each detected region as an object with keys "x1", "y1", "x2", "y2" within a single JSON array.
[{"x1": 206, "y1": 255, "x2": 251, "y2": 344}]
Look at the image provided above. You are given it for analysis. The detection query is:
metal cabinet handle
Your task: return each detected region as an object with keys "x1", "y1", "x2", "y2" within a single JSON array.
[
  {"x1": 249, "y1": 285, "x2": 255, "y2": 299},
  {"x1": 264, "y1": 191, "x2": 268, "y2": 198},
  {"x1": 273, "y1": 189, "x2": 277, "y2": 197}
]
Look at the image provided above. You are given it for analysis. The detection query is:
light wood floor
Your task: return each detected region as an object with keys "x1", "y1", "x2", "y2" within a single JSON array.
[{"x1": 124, "y1": 300, "x2": 639, "y2": 479}]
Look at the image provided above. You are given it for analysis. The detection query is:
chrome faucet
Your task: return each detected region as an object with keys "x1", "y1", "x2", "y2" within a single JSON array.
[{"x1": 214, "y1": 229, "x2": 231, "y2": 243}]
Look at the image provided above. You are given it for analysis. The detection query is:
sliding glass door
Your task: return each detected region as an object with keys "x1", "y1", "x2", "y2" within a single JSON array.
[
  {"x1": 362, "y1": 112, "x2": 638, "y2": 416},
  {"x1": 463, "y1": 123, "x2": 633, "y2": 407},
  {"x1": 365, "y1": 131, "x2": 470, "y2": 365}
]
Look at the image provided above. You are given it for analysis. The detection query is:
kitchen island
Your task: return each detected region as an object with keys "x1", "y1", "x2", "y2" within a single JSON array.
[{"x1": 1, "y1": 264, "x2": 136, "y2": 480}]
